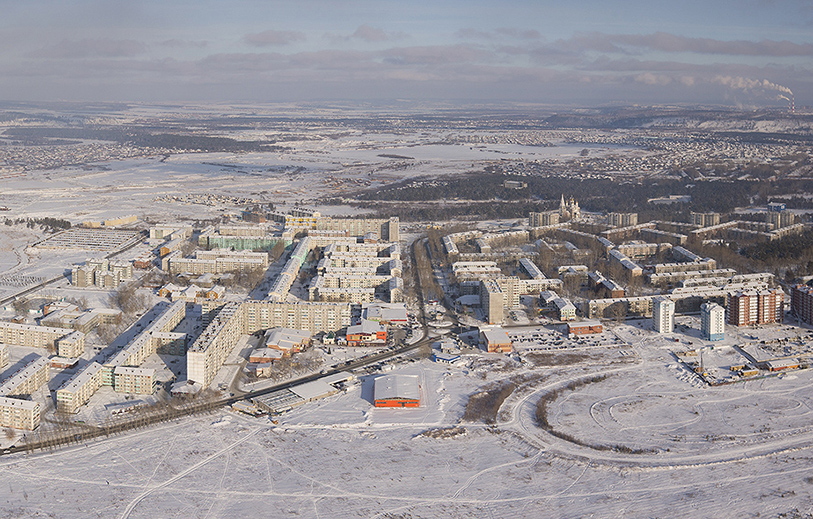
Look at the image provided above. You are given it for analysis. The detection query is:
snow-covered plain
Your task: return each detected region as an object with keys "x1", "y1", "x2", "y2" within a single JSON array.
[
  {"x1": 3, "y1": 344, "x2": 813, "y2": 518},
  {"x1": 3, "y1": 132, "x2": 813, "y2": 517}
]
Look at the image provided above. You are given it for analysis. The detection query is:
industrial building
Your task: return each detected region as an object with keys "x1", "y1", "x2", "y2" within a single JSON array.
[
  {"x1": 373, "y1": 374, "x2": 420, "y2": 408},
  {"x1": 34, "y1": 228, "x2": 141, "y2": 252},
  {"x1": 700, "y1": 302, "x2": 725, "y2": 341},
  {"x1": 652, "y1": 297, "x2": 675, "y2": 333}
]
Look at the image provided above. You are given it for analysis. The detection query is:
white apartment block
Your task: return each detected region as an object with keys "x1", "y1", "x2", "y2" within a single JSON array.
[
  {"x1": 0, "y1": 356, "x2": 50, "y2": 397},
  {"x1": 103, "y1": 301, "x2": 185, "y2": 380},
  {"x1": 113, "y1": 366, "x2": 156, "y2": 395},
  {"x1": 0, "y1": 343, "x2": 8, "y2": 371},
  {"x1": 0, "y1": 396, "x2": 40, "y2": 430},
  {"x1": 653, "y1": 297, "x2": 675, "y2": 334},
  {"x1": 0, "y1": 321, "x2": 83, "y2": 350},
  {"x1": 57, "y1": 330, "x2": 86, "y2": 358},
  {"x1": 56, "y1": 361, "x2": 104, "y2": 414},
  {"x1": 701, "y1": 302, "x2": 725, "y2": 341},
  {"x1": 188, "y1": 300, "x2": 352, "y2": 387}
]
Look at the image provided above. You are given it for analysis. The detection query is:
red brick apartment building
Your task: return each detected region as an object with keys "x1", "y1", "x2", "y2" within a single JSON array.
[{"x1": 726, "y1": 288, "x2": 783, "y2": 326}]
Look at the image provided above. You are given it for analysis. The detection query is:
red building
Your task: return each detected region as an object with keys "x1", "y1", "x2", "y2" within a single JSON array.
[
  {"x1": 373, "y1": 375, "x2": 420, "y2": 408},
  {"x1": 726, "y1": 288, "x2": 783, "y2": 326},
  {"x1": 791, "y1": 284, "x2": 813, "y2": 324},
  {"x1": 568, "y1": 320, "x2": 603, "y2": 335},
  {"x1": 346, "y1": 320, "x2": 387, "y2": 346}
]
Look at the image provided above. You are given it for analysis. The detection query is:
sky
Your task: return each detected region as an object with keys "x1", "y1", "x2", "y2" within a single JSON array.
[{"x1": 0, "y1": 0, "x2": 811, "y2": 107}]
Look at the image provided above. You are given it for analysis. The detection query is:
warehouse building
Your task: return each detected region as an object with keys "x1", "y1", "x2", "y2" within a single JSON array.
[
  {"x1": 479, "y1": 326, "x2": 512, "y2": 353},
  {"x1": 373, "y1": 374, "x2": 420, "y2": 408}
]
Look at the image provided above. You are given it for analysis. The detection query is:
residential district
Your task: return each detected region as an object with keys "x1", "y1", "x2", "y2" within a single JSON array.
[{"x1": 1, "y1": 195, "x2": 813, "y2": 450}]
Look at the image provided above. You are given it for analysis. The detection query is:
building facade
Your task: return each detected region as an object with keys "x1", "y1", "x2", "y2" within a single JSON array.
[
  {"x1": 700, "y1": 302, "x2": 725, "y2": 341},
  {"x1": 726, "y1": 289, "x2": 783, "y2": 326},
  {"x1": 652, "y1": 297, "x2": 675, "y2": 333}
]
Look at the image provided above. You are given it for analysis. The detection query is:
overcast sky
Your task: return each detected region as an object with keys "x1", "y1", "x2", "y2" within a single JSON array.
[{"x1": 1, "y1": 0, "x2": 810, "y2": 107}]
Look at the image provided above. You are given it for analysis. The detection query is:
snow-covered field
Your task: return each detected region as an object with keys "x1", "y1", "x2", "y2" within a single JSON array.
[
  {"x1": 3, "y1": 132, "x2": 813, "y2": 517},
  {"x1": 2, "y1": 329, "x2": 813, "y2": 518}
]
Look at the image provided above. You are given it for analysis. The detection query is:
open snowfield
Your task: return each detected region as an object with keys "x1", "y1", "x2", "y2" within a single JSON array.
[{"x1": 2, "y1": 332, "x2": 813, "y2": 518}]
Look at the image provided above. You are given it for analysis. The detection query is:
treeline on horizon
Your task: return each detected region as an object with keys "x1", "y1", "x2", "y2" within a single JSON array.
[
  {"x1": 356, "y1": 172, "x2": 813, "y2": 215},
  {"x1": 1, "y1": 127, "x2": 289, "y2": 153}
]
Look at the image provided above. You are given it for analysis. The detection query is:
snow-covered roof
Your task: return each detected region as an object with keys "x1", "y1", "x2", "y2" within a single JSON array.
[{"x1": 374, "y1": 374, "x2": 420, "y2": 401}]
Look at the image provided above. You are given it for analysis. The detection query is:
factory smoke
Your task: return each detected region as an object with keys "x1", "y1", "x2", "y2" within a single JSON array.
[{"x1": 713, "y1": 76, "x2": 794, "y2": 110}]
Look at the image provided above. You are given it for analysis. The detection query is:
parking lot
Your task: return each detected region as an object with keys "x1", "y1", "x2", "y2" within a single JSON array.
[{"x1": 506, "y1": 325, "x2": 627, "y2": 351}]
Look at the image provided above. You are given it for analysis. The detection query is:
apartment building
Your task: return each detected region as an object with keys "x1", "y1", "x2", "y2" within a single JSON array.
[
  {"x1": 56, "y1": 361, "x2": 104, "y2": 414},
  {"x1": 652, "y1": 297, "x2": 675, "y2": 333},
  {"x1": 529, "y1": 211, "x2": 559, "y2": 227},
  {"x1": 480, "y1": 279, "x2": 504, "y2": 325},
  {"x1": 700, "y1": 302, "x2": 725, "y2": 341},
  {"x1": 0, "y1": 356, "x2": 50, "y2": 397},
  {"x1": 113, "y1": 366, "x2": 156, "y2": 395},
  {"x1": 690, "y1": 212, "x2": 721, "y2": 227},
  {"x1": 0, "y1": 343, "x2": 8, "y2": 371},
  {"x1": 607, "y1": 212, "x2": 638, "y2": 227},
  {"x1": 0, "y1": 396, "x2": 40, "y2": 430},
  {"x1": 0, "y1": 321, "x2": 85, "y2": 351},
  {"x1": 727, "y1": 289, "x2": 783, "y2": 326},
  {"x1": 791, "y1": 284, "x2": 813, "y2": 324}
]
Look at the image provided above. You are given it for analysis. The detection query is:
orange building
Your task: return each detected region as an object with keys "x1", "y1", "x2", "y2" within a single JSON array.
[
  {"x1": 346, "y1": 320, "x2": 387, "y2": 346},
  {"x1": 373, "y1": 374, "x2": 420, "y2": 408}
]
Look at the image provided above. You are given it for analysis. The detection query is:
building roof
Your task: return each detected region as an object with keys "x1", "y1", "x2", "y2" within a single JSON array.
[
  {"x1": 482, "y1": 328, "x2": 511, "y2": 345},
  {"x1": 347, "y1": 319, "x2": 385, "y2": 336},
  {"x1": 374, "y1": 374, "x2": 420, "y2": 401},
  {"x1": 0, "y1": 396, "x2": 39, "y2": 410},
  {"x1": 290, "y1": 380, "x2": 337, "y2": 401}
]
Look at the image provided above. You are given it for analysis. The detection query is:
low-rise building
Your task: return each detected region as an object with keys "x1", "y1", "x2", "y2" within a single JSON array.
[
  {"x1": 0, "y1": 356, "x2": 50, "y2": 397},
  {"x1": 113, "y1": 366, "x2": 156, "y2": 395},
  {"x1": 0, "y1": 396, "x2": 40, "y2": 430},
  {"x1": 479, "y1": 326, "x2": 512, "y2": 353}
]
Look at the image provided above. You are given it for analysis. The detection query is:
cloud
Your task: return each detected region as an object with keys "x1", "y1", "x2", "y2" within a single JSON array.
[
  {"x1": 244, "y1": 30, "x2": 305, "y2": 47},
  {"x1": 382, "y1": 44, "x2": 493, "y2": 66},
  {"x1": 328, "y1": 24, "x2": 408, "y2": 43},
  {"x1": 351, "y1": 24, "x2": 388, "y2": 42},
  {"x1": 495, "y1": 28, "x2": 541, "y2": 40},
  {"x1": 456, "y1": 27, "x2": 541, "y2": 41},
  {"x1": 28, "y1": 38, "x2": 147, "y2": 59},
  {"x1": 557, "y1": 32, "x2": 813, "y2": 57},
  {"x1": 158, "y1": 39, "x2": 208, "y2": 49}
]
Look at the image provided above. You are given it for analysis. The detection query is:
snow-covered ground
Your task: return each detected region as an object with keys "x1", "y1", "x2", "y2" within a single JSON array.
[{"x1": 2, "y1": 328, "x2": 813, "y2": 518}]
